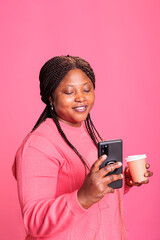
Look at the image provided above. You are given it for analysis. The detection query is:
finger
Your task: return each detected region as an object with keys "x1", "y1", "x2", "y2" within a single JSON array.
[
  {"x1": 125, "y1": 177, "x2": 134, "y2": 187},
  {"x1": 127, "y1": 180, "x2": 142, "y2": 187},
  {"x1": 125, "y1": 166, "x2": 132, "y2": 179},
  {"x1": 91, "y1": 155, "x2": 107, "y2": 172},
  {"x1": 141, "y1": 179, "x2": 149, "y2": 184},
  {"x1": 146, "y1": 163, "x2": 150, "y2": 169},
  {"x1": 133, "y1": 182, "x2": 142, "y2": 187},
  {"x1": 100, "y1": 162, "x2": 122, "y2": 177},
  {"x1": 125, "y1": 166, "x2": 130, "y2": 173},
  {"x1": 107, "y1": 187, "x2": 115, "y2": 194},
  {"x1": 103, "y1": 187, "x2": 115, "y2": 195},
  {"x1": 144, "y1": 171, "x2": 153, "y2": 177},
  {"x1": 103, "y1": 173, "x2": 123, "y2": 185}
]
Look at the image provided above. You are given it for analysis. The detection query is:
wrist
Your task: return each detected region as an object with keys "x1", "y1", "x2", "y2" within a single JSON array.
[{"x1": 77, "y1": 189, "x2": 93, "y2": 210}]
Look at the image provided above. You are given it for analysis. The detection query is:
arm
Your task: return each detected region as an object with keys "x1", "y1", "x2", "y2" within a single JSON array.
[{"x1": 16, "y1": 135, "x2": 88, "y2": 238}]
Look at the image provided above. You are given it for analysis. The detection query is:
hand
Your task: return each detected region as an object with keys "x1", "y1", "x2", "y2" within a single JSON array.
[
  {"x1": 77, "y1": 155, "x2": 123, "y2": 209},
  {"x1": 125, "y1": 163, "x2": 153, "y2": 187}
]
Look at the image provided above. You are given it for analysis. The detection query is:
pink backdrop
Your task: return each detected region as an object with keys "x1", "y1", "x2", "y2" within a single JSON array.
[{"x1": 1, "y1": 1, "x2": 159, "y2": 239}]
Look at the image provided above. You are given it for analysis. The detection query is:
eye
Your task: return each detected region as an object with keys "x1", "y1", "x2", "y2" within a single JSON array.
[
  {"x1": 64, "y1": 92, "x2": 74, "y2": 95},
  {"x1": 84, "y1": 88, "x2": 91, "y2": 93}
]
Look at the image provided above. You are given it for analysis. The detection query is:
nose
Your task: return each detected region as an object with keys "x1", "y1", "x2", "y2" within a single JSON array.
[{"x1": 75, "y1": 91, "x2": 86, "y2": 102}]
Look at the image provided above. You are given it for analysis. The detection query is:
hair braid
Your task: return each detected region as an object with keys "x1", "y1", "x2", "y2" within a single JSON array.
[
  {"x1": 32, "y1": 55, "x2": 102, "y2": 174},
  {"x1": 85, "y1": 114, "x2": 103, "y2": 147},
  {"x1": 49, "y1": 106, "x2": 90, "y2": 175}
]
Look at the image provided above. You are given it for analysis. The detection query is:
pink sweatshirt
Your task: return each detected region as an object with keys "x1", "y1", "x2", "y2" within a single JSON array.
[{"x1": 13, "y1": 118, "x2": 127, "y2": 240}]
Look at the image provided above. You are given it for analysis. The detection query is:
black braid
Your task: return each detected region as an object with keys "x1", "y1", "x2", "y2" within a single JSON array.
[
  {"x1": 32, "y1": 55, "x2": 102, "y2": 175},
  {"x1": 49, "y1": 106, "x2": 90, "y2": 175},
  {"x1": 85, "y1": 114, "x2": 103, "y2": 147},
  {"x1": 32, "y1": 106, "x2": 51, "y2": 132}
]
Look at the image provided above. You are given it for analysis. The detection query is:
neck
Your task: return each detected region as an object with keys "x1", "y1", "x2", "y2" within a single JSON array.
[{"x1": 58, "y1": 117, "x2": 82, "y2": 127}]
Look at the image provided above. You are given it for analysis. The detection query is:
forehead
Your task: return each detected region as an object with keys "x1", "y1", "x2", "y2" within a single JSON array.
[{"x1": 59, "y1": 69, "x2": 93, "y2": 87}]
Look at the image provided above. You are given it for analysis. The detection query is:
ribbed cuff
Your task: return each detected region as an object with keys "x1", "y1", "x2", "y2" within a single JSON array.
[{"x1": 66, "y1": 190, "x2": 89, "y2": 217}]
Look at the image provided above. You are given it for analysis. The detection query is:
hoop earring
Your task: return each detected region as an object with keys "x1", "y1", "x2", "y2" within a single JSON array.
[{"x1": 50, "y1": 101, "x2": 54, "y2": 111}]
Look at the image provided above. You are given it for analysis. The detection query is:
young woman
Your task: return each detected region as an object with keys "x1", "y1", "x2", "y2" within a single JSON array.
[{"x1": 12, "y1": 55, "x2": 153, "y2": 240}]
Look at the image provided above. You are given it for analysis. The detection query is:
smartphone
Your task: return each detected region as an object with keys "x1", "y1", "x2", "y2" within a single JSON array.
[{"x1": 98, "y1": 139, "x2": 123, "y2": 189}]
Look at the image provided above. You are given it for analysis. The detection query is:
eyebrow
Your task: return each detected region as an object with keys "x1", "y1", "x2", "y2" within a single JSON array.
[{"x1": 66, "y1": 82, "x2": 89, "y2": 87}]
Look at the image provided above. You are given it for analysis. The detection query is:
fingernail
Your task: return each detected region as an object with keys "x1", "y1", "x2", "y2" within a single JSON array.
[
  {"x1": 117, "y1": 162, "x2": 122, "y2": 166},
  {"x1": 102, "y1": 154, "x2": 107, "y2": 159},
  {"x1": 121, "y1": 174, "x2": 123, "y2": 178}
]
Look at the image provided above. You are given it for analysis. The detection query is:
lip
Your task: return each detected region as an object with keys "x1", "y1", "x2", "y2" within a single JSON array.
[{"x1": 72, "y1": 105, "x2": 88, "y2": 112}]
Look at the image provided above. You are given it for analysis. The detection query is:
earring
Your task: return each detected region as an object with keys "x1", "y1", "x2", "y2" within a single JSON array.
[{"x1": 50, "y1": 101, "x2": 54, "y2": 111}]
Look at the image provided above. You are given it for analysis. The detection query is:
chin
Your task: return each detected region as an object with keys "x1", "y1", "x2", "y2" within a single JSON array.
[{"x1": 73, "y1": 114, "x2": 88, "y2": 123}]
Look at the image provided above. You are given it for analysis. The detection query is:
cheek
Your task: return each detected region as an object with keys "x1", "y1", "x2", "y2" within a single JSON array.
[
  {"x1": 54, "y1": 95, "x2": 73, "y2": 109},
  {"x1": 89, "y1": 92, "x2": 95, "y2": 107}
]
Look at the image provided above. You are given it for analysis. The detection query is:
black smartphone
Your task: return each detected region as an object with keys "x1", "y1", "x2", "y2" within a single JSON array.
[{"x1": 98, "y1": 139, "x2": 123, "y2": 189}]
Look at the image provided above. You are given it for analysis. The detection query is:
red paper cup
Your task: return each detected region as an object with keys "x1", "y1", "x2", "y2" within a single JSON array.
[{"x1": 125, "y1": 154, "x2": 147, "y2": 183}]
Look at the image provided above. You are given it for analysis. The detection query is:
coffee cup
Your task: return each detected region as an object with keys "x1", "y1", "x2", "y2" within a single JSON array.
[{"x1": 125, "y1": 154, "x2": 147, "y2": 183}]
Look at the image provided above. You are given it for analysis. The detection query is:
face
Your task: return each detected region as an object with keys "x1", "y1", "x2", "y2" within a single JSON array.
[{"x1": 50, "y1": 69, "x2": 95, "y2": 127}]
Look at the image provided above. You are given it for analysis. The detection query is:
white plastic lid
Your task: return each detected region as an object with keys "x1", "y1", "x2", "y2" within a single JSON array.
[{"x1": 125, "y1": 154, "x2": 147, "y2": 162}]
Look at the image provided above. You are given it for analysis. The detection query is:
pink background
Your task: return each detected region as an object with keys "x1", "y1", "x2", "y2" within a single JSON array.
[{"x1": 1, "y1": 1, "x2": 160, "y2": 239}]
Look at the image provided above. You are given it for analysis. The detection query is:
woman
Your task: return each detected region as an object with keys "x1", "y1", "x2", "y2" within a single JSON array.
[{"x1": 13, "y1": 55, "x2": 153, "y2": 240}]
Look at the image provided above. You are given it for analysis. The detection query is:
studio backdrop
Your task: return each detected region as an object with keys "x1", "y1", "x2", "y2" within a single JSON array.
[{"x1": 1, "y1": 1, "x2": 159, "y2": 239}]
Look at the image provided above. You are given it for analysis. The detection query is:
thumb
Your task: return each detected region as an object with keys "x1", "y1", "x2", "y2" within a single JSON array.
[{"x1": 91, "y1": 155, "x2": 107, "y2": 172}]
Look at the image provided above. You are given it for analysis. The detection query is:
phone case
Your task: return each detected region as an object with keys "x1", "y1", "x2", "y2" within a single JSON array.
[{"x1": 98, "y1": 139, "x2": 123, "y2": 189}]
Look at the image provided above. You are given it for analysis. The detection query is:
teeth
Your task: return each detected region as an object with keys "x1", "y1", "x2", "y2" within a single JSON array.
[
  {"x1": 73, "y1": 106, "x2": 87, "y2": 112},
  {"x1": 76, "y1": 107, "x2": 85, "y2": 110}
]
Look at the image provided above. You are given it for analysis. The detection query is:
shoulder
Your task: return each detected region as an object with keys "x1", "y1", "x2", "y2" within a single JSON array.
[
  {"x1": 18, "y1": 118, "x2": 62, "y2": 157},
  {"x1": 30, "y1": 118, "x2": 59, "y2": 142},
  {"x1": 33, "y1": 118, "x2": 58, "y2": 137}
]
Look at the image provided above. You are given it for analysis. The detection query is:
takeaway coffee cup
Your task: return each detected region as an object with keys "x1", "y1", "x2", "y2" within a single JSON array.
[{"x1": 125, "y1": 154, "x2": 147, "y2": 183}]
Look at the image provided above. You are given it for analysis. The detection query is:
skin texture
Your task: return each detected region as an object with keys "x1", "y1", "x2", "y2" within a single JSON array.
[
  {"x1": 125, "y1": 163, "x2": 153, "y2": 187},
  {"x1": 77, "y1": 155, "x2": 123, "y2": 209},
  {"x1": 50, "y1": 69, "x2": 95, "y2": 127},
  {"x1": 49, "y1": 68, "x2": 153, "y2": 209}
]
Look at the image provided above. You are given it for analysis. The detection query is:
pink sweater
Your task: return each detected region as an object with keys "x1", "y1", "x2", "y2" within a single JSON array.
[{"x1": 13, "y1": 118, "x2": 127, "y2": 240}]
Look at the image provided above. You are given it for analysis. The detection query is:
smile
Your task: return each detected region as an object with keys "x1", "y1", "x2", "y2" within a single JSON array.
[{"x1": 72, "y1": 105, "x2": 88, "y2": 112}]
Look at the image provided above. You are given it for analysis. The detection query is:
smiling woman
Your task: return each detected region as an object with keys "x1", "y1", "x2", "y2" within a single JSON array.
[
  {"x1": 12, "y1": 55, "x2": 125, "y2": 240},
  {"x1": 49, "y1": 68, "x2": 95, "y2": 127},
  {"x1": 12, "y1": 55, "x2": 153, "y2": 240},
  {"x1": 31, "y1": 55, "x2": 100, "y2": 173}
]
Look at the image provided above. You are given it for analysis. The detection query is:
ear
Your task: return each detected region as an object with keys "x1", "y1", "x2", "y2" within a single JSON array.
[
  {"x1": 49, "y1": 96, "x2": 55, "y2": 109},
  {"x1": 49, "y1": 96, "x2": 53, "y2": 103}
]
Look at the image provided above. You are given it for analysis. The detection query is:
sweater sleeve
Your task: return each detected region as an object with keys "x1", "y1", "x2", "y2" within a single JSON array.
[{"x1": 16, "y1": 134, "x2": 88, "y2": 238}]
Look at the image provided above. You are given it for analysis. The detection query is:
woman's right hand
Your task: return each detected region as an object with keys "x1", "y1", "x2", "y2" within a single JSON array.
[{"x1": 77, "y1": 155, "x2": 123, "y2": 209}]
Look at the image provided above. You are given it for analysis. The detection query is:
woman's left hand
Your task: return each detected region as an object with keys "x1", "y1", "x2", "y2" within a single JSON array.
[{"x1": 124, "y1": 163, "x2": 153, "y2": 187}]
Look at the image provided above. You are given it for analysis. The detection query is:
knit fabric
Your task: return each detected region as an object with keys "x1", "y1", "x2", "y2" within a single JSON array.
[{"x1": 13, "y1": 118, "x2": 126, "y2": 240}]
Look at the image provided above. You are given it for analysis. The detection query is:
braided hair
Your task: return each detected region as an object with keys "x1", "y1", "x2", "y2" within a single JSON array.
[{"x1": 32, "y1": 55, "x2": 103, "y2": 174}]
